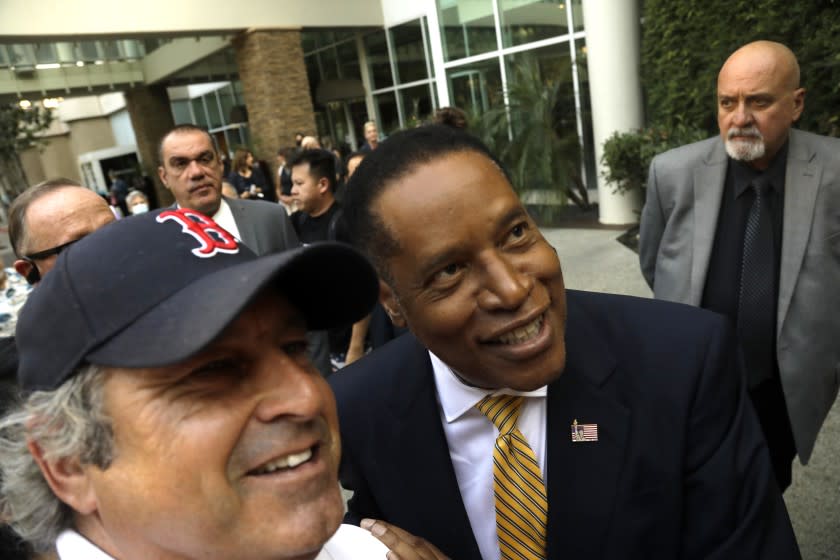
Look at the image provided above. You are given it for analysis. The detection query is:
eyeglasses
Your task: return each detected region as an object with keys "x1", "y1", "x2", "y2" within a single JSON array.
[{"x1": 24, "y1": 238, "x2": 80, "y2": 261}]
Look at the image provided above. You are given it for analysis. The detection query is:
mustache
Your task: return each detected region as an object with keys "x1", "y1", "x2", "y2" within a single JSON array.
[{"x1": 727, "y1": 126, "x2": 763, "y2": 140}]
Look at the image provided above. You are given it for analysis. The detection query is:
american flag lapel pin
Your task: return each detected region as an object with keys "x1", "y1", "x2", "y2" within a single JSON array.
[{"x1": 571, "y1": 419, "x2": 598, "y2": 442}]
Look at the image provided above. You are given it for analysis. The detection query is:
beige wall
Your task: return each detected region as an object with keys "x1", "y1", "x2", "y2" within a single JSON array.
[
  {"x1": 18, "y1": 135, "x2": 81, "y2": 185},
  {"x1": 38, "y1": 135, "x2": 82, "y2": 183},
  {"x1": 67, "y1": 118, "x2": 117, "y2": 157},
  {"x1": 18, "y1": 147, "x2": 47, "y2": 186}
]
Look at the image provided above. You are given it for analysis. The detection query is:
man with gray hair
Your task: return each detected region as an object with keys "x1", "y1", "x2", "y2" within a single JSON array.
[{"x1": 0, "y1": 209, "x2": 447, "y2": 560}]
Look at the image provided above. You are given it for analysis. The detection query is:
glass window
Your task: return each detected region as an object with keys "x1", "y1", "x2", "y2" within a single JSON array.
[
  {"x1": 301, "y1": 33, "x2": 318, "y2": 54},
  {"x1": 447, "y1": 58, "x2": 503, "y2": 116},
  {"x1": 500, "y1": 43, "x2": 582, "y2": 191},
  {"x1": 399, "y1": 84, "x2": 436, "y2": 127},
  {"x1": 191, "y1": 98, "x2": 208, "y2": 127},
  {"x1": 101, "y1": 41, "x2": 121, "y2": 60},
  {"x1": 305, "y1": 55, "x2": 322, "y2": 106},
  {"x1": 218, "y1": 84, "x2": 237, "y2": 125},
  {"x1": 171, "y1": 100, "x2": 192, "y2": 124},
  {"x1": 373, "y1": 92, "x2": 399, "y2": 135},
  {"x1": 33, "y1": 44, "x2": 57, "y2": 64},
  {"x1": 437, "y1": 0, "x2": 497, "y2": 62},
  {"x1": 205, "y1": 93, "x2": 223, "y2": 129},
  {"x1": 336, "y1": 40, "x2": 361, "y2": 80},
  {"x1": 574, "y1": 40, "x2": 596, "y2": 188},
  {"x1": 570, "y1": 0, "x2": 584, "y2": 32},
  {"x1": 390, "y1": 19, "x2": 428, "y2": 84},
  {"x1": 78, "y1": 41, "x2": 100, "y2": 62},
  {"x1": 363, "y1": 31, "x2": 393, "y2": 89},
  {"x1": 499, "y1": 0, "x2": 569, "y2": 48},
  {"x1": 319, "y1": 47, "x2": 341, "y2": 80}
]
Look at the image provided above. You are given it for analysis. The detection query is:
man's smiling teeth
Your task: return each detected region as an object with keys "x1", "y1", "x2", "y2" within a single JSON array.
[
  {"x1": 494, "y1": 315, "x2": 543, "y2": 345},
  {"x1": 254, "y1": 448, "x2": 313, "y2": 475}
]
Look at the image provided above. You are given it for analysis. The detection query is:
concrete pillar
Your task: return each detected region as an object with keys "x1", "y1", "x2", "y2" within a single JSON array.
[
  {"x1": 233, "y1": 30, "x2": 316, "y2": 167},
  {"x1": 124, "y1": 84, "x2": 175, "y2": 206},
  {"x1": 582, "y1": 0, "x2": 644, "y2": 225}
]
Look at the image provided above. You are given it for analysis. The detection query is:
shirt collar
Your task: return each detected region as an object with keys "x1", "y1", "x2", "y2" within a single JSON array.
[
  {"x1": 731, "y1": 140, "x2": 788, "y2": 199},
  {"x1": 56, "y1": 529, "x2": 116, "y2": 560},
  {"x1": 429, "y1": 350, "x2": 547, "y2": 423}
]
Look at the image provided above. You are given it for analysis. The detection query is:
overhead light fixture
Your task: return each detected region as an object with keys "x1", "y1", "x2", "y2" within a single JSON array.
[
  {"x1": 35, "y1": 63, "x2": 61, "y2": 70},
  {"x1": 18, "y1": 99, "x2": 32, "y2": 109},
  {"x1": 76, "y1": 60, "x2": 85, "y2": 67},
  {"x1": 43, "y1": 97, "x2": 64, "y2": 109},
  {"x1": 94, "y1": 60, "x2": 105, "y2": 65}
]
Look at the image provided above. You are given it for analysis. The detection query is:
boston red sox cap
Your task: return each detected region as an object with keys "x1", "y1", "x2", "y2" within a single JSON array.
[{"x1": 15, "y1": 208, "x2": 378, "y2": 392}]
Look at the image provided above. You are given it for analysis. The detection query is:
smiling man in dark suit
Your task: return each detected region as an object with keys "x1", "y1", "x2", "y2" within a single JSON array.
[
  {"x1": 329, "y1": 125, "x2": 800, "y2": 559},
  {"x1": 639, "y1": 41, "x2": 840, "y2": 492}
]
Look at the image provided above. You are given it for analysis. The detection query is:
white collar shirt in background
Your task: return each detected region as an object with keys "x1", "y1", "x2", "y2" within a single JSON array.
[
  {"x1": 174, "y1": 198, "x2": 241, "y2": 242},
  {"x1": 430, "y1": 350, "x2": 547, "y2": 560},
  {"x1": 211, "y1": 197, "x2": 241, "y2": 241}
]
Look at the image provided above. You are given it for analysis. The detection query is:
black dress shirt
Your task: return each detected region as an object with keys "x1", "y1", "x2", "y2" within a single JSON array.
[{"x1": 701, "y1": 143, "x2": 787, "y2": 380}]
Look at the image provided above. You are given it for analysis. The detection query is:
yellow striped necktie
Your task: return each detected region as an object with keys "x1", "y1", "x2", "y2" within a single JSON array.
[{"x1": 477, "y1": 394, "x2": 547, "y2": 560}]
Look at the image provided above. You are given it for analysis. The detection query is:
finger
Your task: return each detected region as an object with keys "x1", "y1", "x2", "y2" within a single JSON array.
[{"x1": 361, "y1": 519, "x2": 450, "y2": 560}]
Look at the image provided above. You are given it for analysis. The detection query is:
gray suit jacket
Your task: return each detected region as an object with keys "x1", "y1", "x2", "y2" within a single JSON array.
[
  {"x1": 225, "y1": 196, "x2": 299, "y2": 256},
  {"x1": 639, "y1": 129, "x2": 840, "y2": 463}
]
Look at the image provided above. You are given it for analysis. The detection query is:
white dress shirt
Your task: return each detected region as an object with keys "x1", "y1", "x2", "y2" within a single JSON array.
[
  {"x1": 55, "y1": 524, "x2": 388, "y2": 559},
  {"x1": 210, "y1": 198, "x2": 241, "y2": 241},
  {"x1": 174, "y1": 198, "x2": 242, "y2": 242},
  {"x1": 430, "y1": 351, "x2": 547, "y2": 560}
]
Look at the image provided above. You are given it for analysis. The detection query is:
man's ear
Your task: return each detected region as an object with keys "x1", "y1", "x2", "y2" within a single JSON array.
[
  {"x1": 318, "y1": 176, "x2": 330, "y2": 195},
  {"x1": 13, "y1": 259, "x2": 32, "y2": 279},
  {"x1": 379, "y1": 280, "x2": 406, "y2": 328},
  {"x1": 792, "y1": 87, "x2": 806, "y2": 122},
  {"x1": 157, "y1": 166, "x2": 170, "y2": 190},
  {"x1": 28, "y1": 439, "x2": 98, "y2": 515}
]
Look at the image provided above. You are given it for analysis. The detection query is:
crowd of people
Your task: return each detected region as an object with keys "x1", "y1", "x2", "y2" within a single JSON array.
[{"x1": 0, "y1": 40, "x2": 836, "y2": 560}]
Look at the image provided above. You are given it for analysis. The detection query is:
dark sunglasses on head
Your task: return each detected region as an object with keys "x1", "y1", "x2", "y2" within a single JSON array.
[
  {"x1": 24, "y1": 238, "x2": 80, "y2": 261},
  {"x1": 22, "y1": 238, "x2": 81, "y2": 285}
]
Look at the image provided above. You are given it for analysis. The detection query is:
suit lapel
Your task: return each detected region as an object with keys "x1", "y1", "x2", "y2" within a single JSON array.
[
  {"x1": 545, "y1": 296, "x2": 629, "y2": 558},
  {"x1": 385, "y1": 337, "x2": 482, "y2": 559},
  {"x1": 227, "y1": 197, "x2": 261, "y2": 253},
  {"x1": 778, "y1": 130, "x2": 820, "y2": 333},
  {"x1": 690, "y1": 140, "x2": 728, "y2": 305}
]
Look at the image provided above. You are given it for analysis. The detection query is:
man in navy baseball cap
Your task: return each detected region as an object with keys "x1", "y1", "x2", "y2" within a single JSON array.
[{"x1": 0, "y1": 209, "x2": 447, "y2": 560}]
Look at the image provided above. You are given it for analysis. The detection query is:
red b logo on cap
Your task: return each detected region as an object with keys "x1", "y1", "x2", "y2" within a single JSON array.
[{"x1": 157, "y1": 209, "x2": 239, "y2": 258}]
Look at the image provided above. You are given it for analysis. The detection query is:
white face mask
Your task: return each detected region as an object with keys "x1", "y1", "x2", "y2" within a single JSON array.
[{"x1": 130, "y1": 203, "x2": 149, "y2": 215}]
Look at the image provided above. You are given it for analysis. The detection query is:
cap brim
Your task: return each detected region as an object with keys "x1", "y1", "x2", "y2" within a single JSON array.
[{"x1": 86, "y1": 242, "x2": 378, "y2": 369}]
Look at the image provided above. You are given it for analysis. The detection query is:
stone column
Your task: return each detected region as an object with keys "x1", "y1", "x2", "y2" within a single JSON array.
[
  {"x1": 233, "y1": 29, "x2": 317, "y2": 168},
  {"x1": 124, "y1": 84, "x2": 175, "y2": 206},
  {"x1": 582, "y1": 0, "x2": 645, "y2": 225}
]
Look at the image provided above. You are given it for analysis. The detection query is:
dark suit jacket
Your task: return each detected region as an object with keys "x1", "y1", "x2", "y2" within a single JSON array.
[
  {"x1": 639, "y1": 129, "x2": 840, "y2": 463},
  {"x1": 330, "y1": 290, "x2": 800, "y2": 559}
]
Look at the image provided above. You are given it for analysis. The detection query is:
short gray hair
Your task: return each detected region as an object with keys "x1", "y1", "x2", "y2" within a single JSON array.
[
  {"x1": 125, "y1": 190, "x2": 147, "y2": 206},
  {"x1": 0, "y1": 365, "x2": 114, "y2": 552}
]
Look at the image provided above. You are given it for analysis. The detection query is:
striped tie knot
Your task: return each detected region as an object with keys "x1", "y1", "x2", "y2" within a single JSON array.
[{"x1": 477, "y1": 394, "x2": 523, "y2": 435}]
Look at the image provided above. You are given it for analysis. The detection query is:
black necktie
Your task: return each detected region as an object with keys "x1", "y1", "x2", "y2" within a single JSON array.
[{"x1": 737, "y1": 180, "x2": 776, "y2": 388}]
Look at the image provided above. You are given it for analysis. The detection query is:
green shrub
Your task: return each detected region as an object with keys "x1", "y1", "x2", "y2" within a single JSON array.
[
  {"x1": 641, "y1": 0, "x2": 840, "y2": 137},
  {"x1": 601, "y1": 124, "x2": 707, "y2": 194}
]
